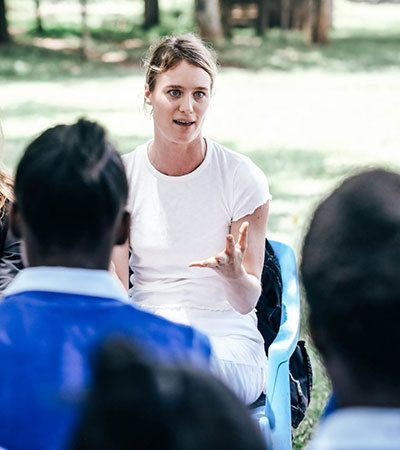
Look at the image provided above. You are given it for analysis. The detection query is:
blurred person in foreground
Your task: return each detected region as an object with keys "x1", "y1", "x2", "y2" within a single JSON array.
[
  {"x1": 71, "y1": 338, "x2": 268, "y2": 450},
  {"x1": 0, "y1": 122, "x2": 23, "y2": 292},
  {"x1": 0, "y1": 119, "x2": 211, "y2": 450},
  {"x1": 301, "y1": 168, "x2": 400, "y2": 449}
]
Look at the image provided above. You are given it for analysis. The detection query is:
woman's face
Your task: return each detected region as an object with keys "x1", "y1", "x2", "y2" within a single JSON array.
[{"x1": 145, "y1": 60, "x2": 211, "y2": 146}]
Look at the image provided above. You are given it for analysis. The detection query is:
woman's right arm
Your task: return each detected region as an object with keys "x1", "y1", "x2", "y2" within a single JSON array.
[{"x1": 112, "y1": 239, "x2": 130, "y2": 292}]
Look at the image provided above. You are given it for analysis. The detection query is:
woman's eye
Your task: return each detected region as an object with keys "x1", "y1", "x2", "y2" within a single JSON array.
[
  {"x1": 168, "y1": 89, "x2": 181, "y2": 97},
  {"x1": 194, "y1": 91, "x2": 205, "y2": 99}
]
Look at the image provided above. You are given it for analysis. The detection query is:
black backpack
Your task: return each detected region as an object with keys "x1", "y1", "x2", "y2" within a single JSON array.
[{"x1": 255, "y1": 239, "x2": 313, "y2": 428}]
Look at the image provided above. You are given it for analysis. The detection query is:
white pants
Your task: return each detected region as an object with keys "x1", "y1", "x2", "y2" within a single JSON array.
[{"x1": 210, "y1": 356, "x2": 267, "y2": 405}]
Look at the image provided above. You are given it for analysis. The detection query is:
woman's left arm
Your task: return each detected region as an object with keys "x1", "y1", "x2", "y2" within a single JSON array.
[{"x1": 190, "y1": 201, "x2": 269, "y2": 314}]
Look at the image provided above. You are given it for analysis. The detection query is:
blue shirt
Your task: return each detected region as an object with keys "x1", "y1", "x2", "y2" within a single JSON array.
[{"x1": 0, "y1": 267, "x2": 211, "y2": 450}]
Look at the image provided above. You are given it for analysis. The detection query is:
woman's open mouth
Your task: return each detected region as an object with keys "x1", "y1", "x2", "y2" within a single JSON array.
[{"x1": 173, "y1": 120, "x2": 195, "y2": 127}]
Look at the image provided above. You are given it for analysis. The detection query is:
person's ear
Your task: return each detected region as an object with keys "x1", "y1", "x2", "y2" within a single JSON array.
[
  {"x1": 114, "y1": 211, "x2": 130, "y2": 246},
  {"x1": 144, "y1": 83, "x2": 152, "y2": 106},
  {"x1": 9, "y1": 202, "x2": 23, "y2": 239}
]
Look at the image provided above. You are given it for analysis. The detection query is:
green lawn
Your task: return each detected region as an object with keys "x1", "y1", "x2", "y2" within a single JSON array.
[{"x1": 1, "y1": 0, "x2": 400, "y2": 447}]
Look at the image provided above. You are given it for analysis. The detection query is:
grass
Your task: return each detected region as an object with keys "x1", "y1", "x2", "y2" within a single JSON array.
[{"x1": 1, "y1": 0, "x2": 400, "y2": 447}]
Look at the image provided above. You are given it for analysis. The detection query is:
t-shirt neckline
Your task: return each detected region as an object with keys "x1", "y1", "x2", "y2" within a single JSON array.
[{"x1": 144, "y1": 138, "x2": 212, "y2": 182}]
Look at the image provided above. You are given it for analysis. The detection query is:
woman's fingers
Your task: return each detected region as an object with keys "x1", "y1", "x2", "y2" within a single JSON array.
[
  {"x1": 189, "y1": 256, "x2": 219, "y2": 268},
  {"x1": 189, "y1": 251, "x2": 228, "y2": 269},
  {"x1": 225, "y1": 234, "x2": 235, "y2": 260},
  {"x1": 237, "y1": 221, "x2": 249, "y2": 253},
  {"x1": 189, "y1": 224, "x2": 248, "y2": 272}
]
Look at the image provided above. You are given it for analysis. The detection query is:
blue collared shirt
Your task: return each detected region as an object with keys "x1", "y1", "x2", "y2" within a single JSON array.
[{"x1": 0, "y1": 266, "x2": 211, "y2": 450}]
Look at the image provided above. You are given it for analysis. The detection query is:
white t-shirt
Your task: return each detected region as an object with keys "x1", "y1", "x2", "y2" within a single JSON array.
[{"x1": 123, "y1": 138, "x2": 271, "y2": 368}]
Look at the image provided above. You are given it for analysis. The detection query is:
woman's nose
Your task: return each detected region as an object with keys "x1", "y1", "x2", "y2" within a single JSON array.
[{"x1": 179, "y1": 94, "x2": 194, "y2": 114}]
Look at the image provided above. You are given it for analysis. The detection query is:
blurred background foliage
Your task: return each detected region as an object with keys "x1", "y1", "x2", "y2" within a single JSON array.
[{"x1": 1, "y1": 0, "x2": 400, "y2": 447}]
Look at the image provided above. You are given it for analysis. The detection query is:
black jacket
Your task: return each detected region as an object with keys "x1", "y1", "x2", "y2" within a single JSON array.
[{"x1": 0, "y1": 207, "x2": 23, "y2": 293}]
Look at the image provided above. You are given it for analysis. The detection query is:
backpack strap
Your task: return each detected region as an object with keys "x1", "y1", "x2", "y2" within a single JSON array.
[{"x1": 256, "y1": 238, "x2": 282, "y2": 354}]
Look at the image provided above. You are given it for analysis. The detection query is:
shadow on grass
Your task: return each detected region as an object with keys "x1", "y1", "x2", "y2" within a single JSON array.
[
  {"x1": 1, "y1": 27, "x2": 400, "y2": 81},
  {"x1": 0, "y1": 42, "x2": 142, "y2": 81},
  {"x1": 216, "y1": 31, "x2": 400, "y2": 72}
]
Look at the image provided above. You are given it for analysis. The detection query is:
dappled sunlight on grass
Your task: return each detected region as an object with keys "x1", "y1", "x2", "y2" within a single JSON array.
[{"x1": 1, "y1": 67, "x2": 399, "y2": 249}]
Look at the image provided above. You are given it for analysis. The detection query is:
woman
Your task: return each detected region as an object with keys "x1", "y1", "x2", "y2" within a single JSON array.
[
  {"x1": 113, "y1": 34, "x2": 271, "y2": 404},
  {"x1": 0, "y1": 122, "x2": 23, "y2": 292}
]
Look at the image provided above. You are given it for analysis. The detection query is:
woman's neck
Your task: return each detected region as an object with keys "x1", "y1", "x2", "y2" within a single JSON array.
[{"x1": 148, "y1": 136, "x2": 207, "y2": 176}]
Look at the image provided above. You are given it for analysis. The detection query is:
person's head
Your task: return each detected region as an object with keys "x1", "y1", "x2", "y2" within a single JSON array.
[
  {"x1": 11, "y1": 119, "x2": 129, "y2": 268},
  {"x1": 143, "y1": 34, "x2": 217, "y2": 146},
  {"x1": 301, "y1": 168, "x2": 400, "y2": 407},
  {"x1": 144, "y1": 34, "x2": 217, "y2": 94},
  {"x1": 71, "y1": 338, "x2": 267, "y2": 450}
]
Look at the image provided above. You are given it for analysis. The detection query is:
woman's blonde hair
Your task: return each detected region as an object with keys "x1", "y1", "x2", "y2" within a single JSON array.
[
  {"x1": 0, "y1": 122, "x2": 14, "y2": 220},
  {"x1": 144, "y1": 34, "x2": 218, "y2": 93}
]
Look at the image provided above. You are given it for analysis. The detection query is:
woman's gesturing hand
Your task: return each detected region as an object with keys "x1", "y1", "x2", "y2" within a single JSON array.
[{"x1": 189, "y1": 221, "x2": 249, "y2": 280}]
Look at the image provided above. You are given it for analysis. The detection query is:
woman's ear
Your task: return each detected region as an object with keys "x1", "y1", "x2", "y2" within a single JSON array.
[
  {"x1": 9, "y1": 202, "x2": 22, "y2": 239},
  {"x1": 144, "y1": 83, "x2": 152, "y2": 106}
]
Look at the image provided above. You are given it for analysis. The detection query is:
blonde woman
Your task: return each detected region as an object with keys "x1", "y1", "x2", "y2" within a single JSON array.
[
  {"x1": 0, "y1": 122, "x2": 23, "y2": 291},
  {"x1": 113, "y1": 34, "x2": 270, "y2": 405}
]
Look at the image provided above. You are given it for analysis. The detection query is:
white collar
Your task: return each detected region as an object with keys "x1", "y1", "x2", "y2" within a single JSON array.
[
  {"x1": 309, "y1": 407, "x2": 400, "y2": 449},
  {"x1": 3, "y1": 266, "x2": 130, "y2": 304}
]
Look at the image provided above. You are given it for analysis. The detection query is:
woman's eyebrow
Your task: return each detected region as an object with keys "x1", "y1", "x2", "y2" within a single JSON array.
[{"x1": 165, "y1": 84, "x2": 209, "y2": 91}]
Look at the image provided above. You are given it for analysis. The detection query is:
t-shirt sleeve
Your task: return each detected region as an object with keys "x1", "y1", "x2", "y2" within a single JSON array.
[{"x1": 231, "y1": 157, "x2": 271, "y2": 222}]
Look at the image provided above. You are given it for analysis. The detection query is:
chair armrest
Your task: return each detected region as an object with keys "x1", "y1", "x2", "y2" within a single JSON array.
[{"x1": 264, "y1": 241, "x2": 300, "y2": 449}]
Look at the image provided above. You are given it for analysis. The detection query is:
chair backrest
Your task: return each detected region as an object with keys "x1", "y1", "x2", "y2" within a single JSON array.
[{"x1": 261, "y1": 240, "x2": 301, "y2": 450}]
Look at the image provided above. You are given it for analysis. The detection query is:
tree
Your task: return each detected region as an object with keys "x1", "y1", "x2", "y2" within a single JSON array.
[
  {"x1": 143, "y1": 0, "x2": 159, "y2": 29},
  {"x1": 34, "y1": 0, "x2": 44, "y2": 34},
  {"x1": 80, "y1": 0, "x2": 89, "y2": 60},
  {"x1": 313, "y1": 0, "x2": 332, "y2": 43},
  {"x1": 220, "y1": 0, "x2": 332, "y2": 43},
  {"x1": 195, "y1": 0, "x2": 224, "y2": 41},
  {"x1": 291, "y1": 0, "x2": 331, "y2": 43},
  {"x1": 0, "y1": 0, "x2": 10, "y2": 43}
]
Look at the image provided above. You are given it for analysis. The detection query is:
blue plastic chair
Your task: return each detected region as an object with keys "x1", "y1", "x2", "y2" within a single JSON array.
[{"x1": 252, "y1": 240, "x2": 301, "y2": 450}]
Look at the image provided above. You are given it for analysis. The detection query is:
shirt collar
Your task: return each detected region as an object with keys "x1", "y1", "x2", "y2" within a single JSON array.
[
  {"x1": 3, "y1": 266, "x2": 130, "y2": 304},
  {"x1": 310, "y1": 407, "x2": 400, "y2": 449}
]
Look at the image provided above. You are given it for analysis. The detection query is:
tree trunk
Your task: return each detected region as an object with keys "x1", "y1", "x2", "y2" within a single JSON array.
[
  {"x1": 217, "y1": 0, "x2": 331, "y2": 43},
  {"x1": 195, "y1": 0, "x2": 224, "y2": 41},
  {"x1": 220, "y1": 0, "x2": 232, "y2": 39},
  {"x1": 0, "y1": 0, "x2": 10, "y2": 43},
  {"x1": 143, "y1": 0, "x2": 159, "y2": 29},
  {"x1": 34, "y1": 0, "x2": 44, "y2": 34},
  {"x1": 302, "y1": 0, "x2": 330, "y2": 44},
  {"x1": 257, "y1": 0, "x2": 269, "y2": 36},
  {"x1": 281, "y1": 0, "x2": 290, "y2": 30},
  {"x1": 281, "y1": 0, "x2": 331, "y2": 43},
  {"x1": 314, "y1": 0, "x2": 331, "y2": 43},
  {"x1": 291, "y1": 0, "x2": 309, "y2": 30},
  {"x1": 80, "y1": 0, "x2": 89, "y2": 60}
]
